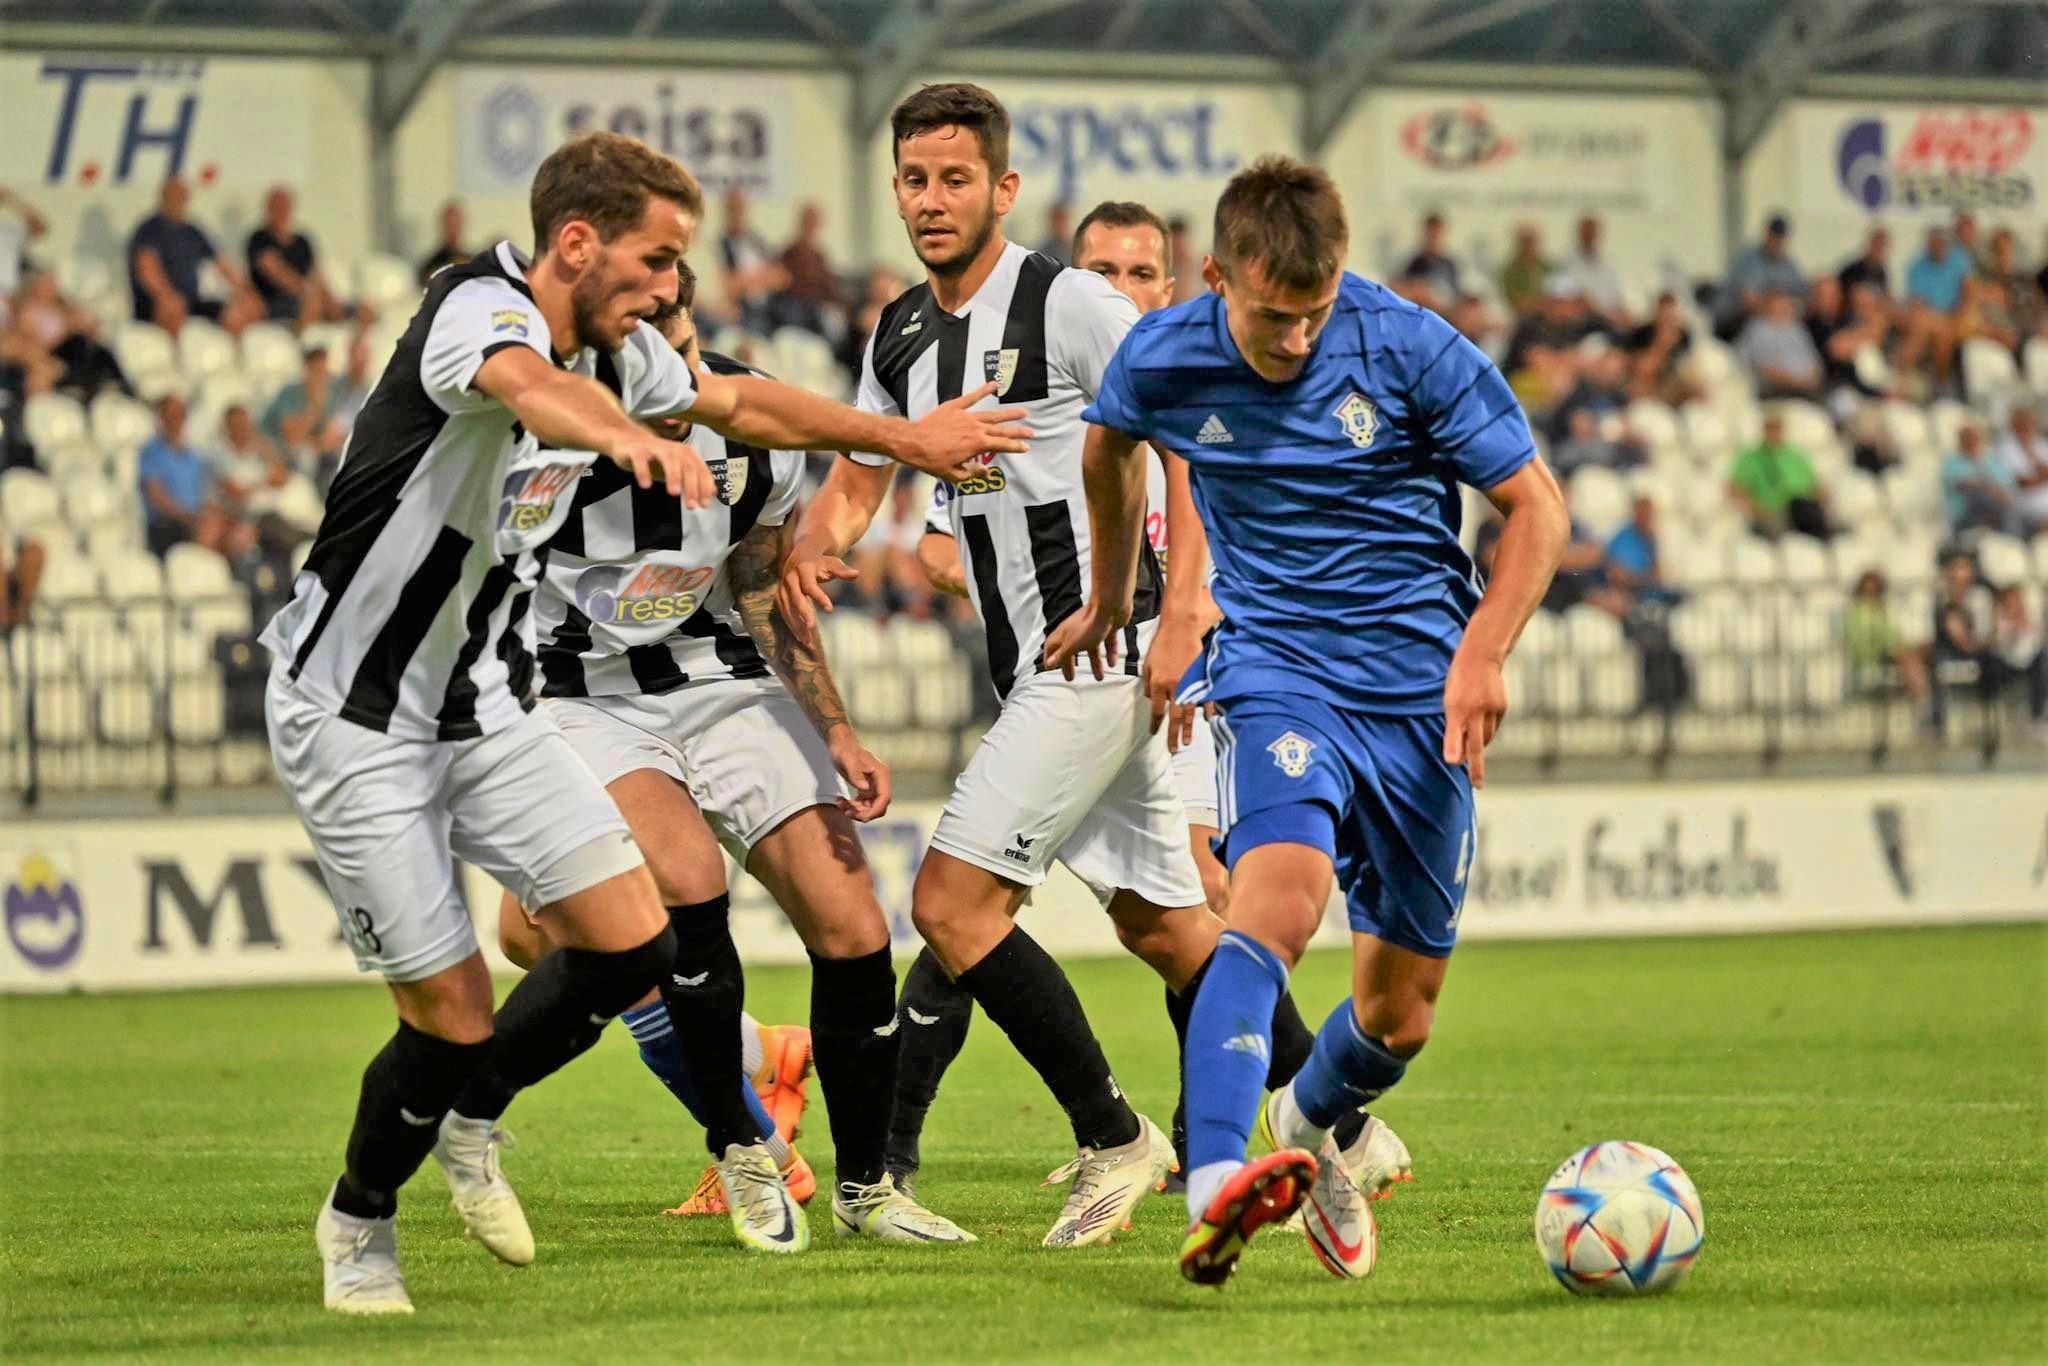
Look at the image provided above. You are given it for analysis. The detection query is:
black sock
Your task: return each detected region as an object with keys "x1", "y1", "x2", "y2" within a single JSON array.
[
  {"x1": 1331, "y1": 1108, "x2": 1370, "y2": 1151},
  {"x1": 956, "y1": 925, "x2": 1137, "y2": 1151},
  {"x1": 1267, "y1": 988, "x2": 1315, "y2": 1088},
  {"x1": 1163, "y1": 955, "x2": 1214, "y2": 1168},
  {"x1": 660, "y1": 896, "x2": 762, "y2": 1156},
  {"x1": 331, "y1": 1021, "x2": 489, "y2": 1219},
  {"x1": 886, "y1": 947, "x2": 975, "y2": 1180},
  {"x1": 809, "y1": 947, "x2": 900, "y2": 1190},
  {"x1": 452, "y1": 925, "x2": 676, "y2": 1122}
]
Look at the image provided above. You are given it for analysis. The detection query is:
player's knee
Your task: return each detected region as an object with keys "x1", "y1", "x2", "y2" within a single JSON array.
[
  {"x1": 1358, "y1": 995, "x2": 1435, "y2": 1058},
  {"x1": 800, "y1": 903, "x2": 890, "y2": 960}
]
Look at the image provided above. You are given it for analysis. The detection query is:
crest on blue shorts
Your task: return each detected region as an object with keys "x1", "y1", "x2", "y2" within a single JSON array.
[{"x1": 1267, "y1": 731, "x2": 1315, "y2": 778}]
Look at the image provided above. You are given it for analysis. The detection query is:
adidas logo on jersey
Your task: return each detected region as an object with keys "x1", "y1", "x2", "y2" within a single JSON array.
[
  {"x1": 1222, "y1": 1033, "x2": 1271, "y2": 1063},
  {"x1": 1195, "y1": 413, "x2": 1233, "y2": 445}
]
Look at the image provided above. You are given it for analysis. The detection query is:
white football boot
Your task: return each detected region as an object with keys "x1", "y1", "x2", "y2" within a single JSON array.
[
  {"x1": 1339, "y1": 1114, "x2": 1415, "y2": 1201},
  {"x1": 315, "y1": 1188, "x2": 414, "y2": 1315},
  {"x1": 1299, "y1": 1131, "x2": 1379, "y2": 1279},
  {"x1": 833, "y1": 1175, "x2": 978, "y2": 1243},
  {"x1": 432, "y1": 1114, "x2": 535, "y2": 1266},
  {"x1": 716, "y1": 1141, "x2": 810, "y2": 1253},
  {"x1": 1042, "y1": 1114, "x2": 1175, "y2": 1247}
]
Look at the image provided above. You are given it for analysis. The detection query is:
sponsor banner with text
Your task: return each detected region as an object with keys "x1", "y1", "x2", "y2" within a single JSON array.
[
  {"x1": 3, "y1": 776, "x2": 2040, "y2": 994},
  {"x1": 1793, "y1": 101, "x2": 2043, "y2": 225}
]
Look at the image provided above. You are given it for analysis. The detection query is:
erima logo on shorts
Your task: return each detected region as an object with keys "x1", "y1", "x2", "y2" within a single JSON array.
[
  {"x1": 575, "y1": 561, "x2": 714, "y2": 627},
  {"x1": 1003, "y1": 832, "x2": 1036, "y2": 864},
  {"x1": 1268, "y1": 732, "x2": 1315, "y2": 778}
]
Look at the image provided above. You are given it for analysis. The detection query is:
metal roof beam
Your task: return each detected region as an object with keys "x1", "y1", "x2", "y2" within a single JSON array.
[
  {"x1": 1399, "y1": 0, "x2": 1568, "y2": 56},
  {"x1": 630, "y1": 0, "x2": 674, "y2": 39},
  {"x1": 1299, "y1": 0, "x2": 1440, "y2": 156},
  {"x1": 1640, "y1": 0, "x2": 1723, "y2": 76},
  {"x1": 949, "y1": 0, "x2": 1092, "y2": 45},
  {"x1": 1818, "y1": 8, "x2": 1985, "y2": 69},
  {"x1": 771, "y1": 0, "x2": 856, "y2": 53},
  {"x1": 1218, "y1": 0, "x2": 1300, "y2": 61},
  {"x1": 1722, "y1": 0, "x2": 1879, "y2": 159},
  {"x1": 374, "y1": 0, "x2": 492, "y2": 134},
  {"x1": 1098, "y1": 0, "x2": 1149, "y2": 50},
  {"x1": 852, "y1": 0, "x2": 974, "y2": 137}
]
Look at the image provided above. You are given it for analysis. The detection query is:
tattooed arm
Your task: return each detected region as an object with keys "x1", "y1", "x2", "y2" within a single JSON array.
[{"x1": 729, "y1": 514, "x2": 892, "y2": 821}]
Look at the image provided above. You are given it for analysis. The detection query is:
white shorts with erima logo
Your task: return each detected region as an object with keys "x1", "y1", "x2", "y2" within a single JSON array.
[
  {"x1": 930, "y1": 670, "x2": 1207, "y2": 908},
  {"x1": 1170, "y1": 708, "x2": 1220, "y2": 829},
  {"x1": 545, "y1": 678, "x2": 843, "y2": 864},
  {"x1": 265, "y1": 667, "x2": 642, "y2": 984}
]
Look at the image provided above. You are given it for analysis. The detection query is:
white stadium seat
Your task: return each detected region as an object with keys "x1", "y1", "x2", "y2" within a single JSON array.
[
  {"x1": 2024, "y1": 337, "x2": 2048, "y2": 399},
  {"x1": 38, "y1": 440, "x2": 104, "y2": 482},
  {"x1": 1975, "y1": 532, "x2": 2032, "y2": 590},
  {"x1": 84, "y1": 516, "x2": 141, "y2": 560},
  {"x1": 2031, "y1": 533, "x2": 2048, "y2": 583},
  {"x1": 353, "y1": 254, "x2": 419, "y2": 315},
  {"x1": 1567, "y1": 466, "x2": 1630, "y2": 541},
  {"x1": 35, "y1": 557, "x2": 102, "y2": 605},
  {"x1": 1728, "y1": 536, "x2": 1781, "y2": 587},
  {"x1": 1829, "y1": 469, "x2": 1884, "y2": 531},
  {"x1": 102, "y1": 551, "x2": 166, "y2": 602},
  {"x1": 164, "y1": 543, "x2": 235, "y2": 600},
  {"x1": 90, "y1": 391, "x2": 158, "y2": 457},
  {"x1": 1960, "y1": 338, "x2": 2020, "y2": 403},
  {"x1": 1624, "y1": 397, "x2": 1681, "y2": 455},
  {"x1": 114, "y1": 321, "x2": 180, "y2": 387},
  {"x1": 177, "y1": 318, "x2": 241, "y2": 385},
  {"x1": 240, "y1": 322, "x2": 306, "y2": 400},
  {"x1": 1778, "y1": 536, "x2": 1831, "y2": 586},
  {"x1": 1881, "y1": 401, "x2": 1934, "y2": 463},
  {"x1": 23, "y1": 393, "x2": 89, "y2": 451},
  {"x1": 1, "y1": 469, "x2": 61, "y2": 527}
]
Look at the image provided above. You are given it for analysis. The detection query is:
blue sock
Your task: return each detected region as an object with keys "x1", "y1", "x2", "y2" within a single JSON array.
[
  {"x1": 1183, "y1": 931, "x2": 1289, "y2": 1176},
  {"x1": 1291, "y1": 1000, "x2": 1410, "y2": 1128},
  {"x1": 620, "y1": 1001, "x2": 778, "y2": 1139}
]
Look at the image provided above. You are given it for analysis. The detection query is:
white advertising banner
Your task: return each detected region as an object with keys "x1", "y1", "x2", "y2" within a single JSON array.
[
  {"x1": 3, "y1": 776, "x2": 2041, "y2": 995},
  {"x1": 454, "y1": 66, "x2": 800, "y2": 199},
  {"x1": 1790, "y1": 101, "x2": 2045, "y2": 226}
]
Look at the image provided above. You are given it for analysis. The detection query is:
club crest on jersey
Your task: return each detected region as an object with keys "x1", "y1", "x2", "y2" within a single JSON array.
[
  {"x1": 1267, "y1": 731, "x2": 1316, "y2": 778},
  {"x1": 710, "y1": 455, "x2": 748, "y2": 506},
  {"x1": 575, "y1": 560, "x2": 715, "y2": 627},
  {"x1": 1334, "y1": 392, "x2": 1379, "y2": 449},
  {"x1": 491, "y1": 309, "x2": 529, "y2": 337},
  {"x1": 983, "y1": 347, "x2": 1020, "y2": 397},
  {"x1": 498, "y1": 460, "x2": 581, "y2": 533}
]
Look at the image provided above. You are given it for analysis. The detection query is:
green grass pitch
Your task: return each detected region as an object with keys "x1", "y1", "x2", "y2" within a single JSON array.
[{"x1": 3, "y1": 924, "x2": 2043, "y2": 1363}]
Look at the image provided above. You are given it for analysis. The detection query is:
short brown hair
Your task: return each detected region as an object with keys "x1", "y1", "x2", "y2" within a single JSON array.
[
  {"x1": 1072, "y1": 200, "x2": 1170, "y2": 272},
  {"x1": 1212, "y1": 156, "x2": 1349, "y2": 290},
  {"x1": 890, "y1": 83, "x2": 1010, "y2": 176},
  {"x1": 529, "y1": 131, "x2": 704, "y2": 254}
]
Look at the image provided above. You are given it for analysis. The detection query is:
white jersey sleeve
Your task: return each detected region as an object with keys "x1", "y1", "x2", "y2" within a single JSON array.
[
  {"x1": 924, "y1": 479, "x2": 952, "y2": 536},
  {"x1": 849, "y1": 325, "x2": 898, "y2": 469},
  {"x1": 758, "y1": 449, "x2": 806, "y2": 528},
  {"x1": 1046, "y1": 268, "x2": 1141, "y2": 399},
  {"x1": 616, "y1": 322, "x2": 699, "y2": 419},
  {"x1": 418, "y1": 278, "x2": 550, "y2": 415}
]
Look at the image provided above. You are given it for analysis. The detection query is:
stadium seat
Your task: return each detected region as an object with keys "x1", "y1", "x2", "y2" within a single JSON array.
[
  {"x1": 300, "y1": 322, "x2": 353, "y2": 371},
  {"x1": 59, "y1": 469, "x2": 124, "y2": 527},
  {"x1": 1881, "y1": 466, "x2": 1940, "y2": 527},
  {"x1": 1567, "y1": 466, "x2": 1630, "y2": 540},
  {"x1": 1687, "y1": 336, "x2": 1737, "y2": 388},
  {"x1": 912, "y1": 665, "x2": 973, "y2": 728},
  {"x1": 2024, "y1": 337, "x2": 2048, "y2": 399},
  {"x1": 1927, "y1": 399, "x2": 1974, "y2": 458},
  {"x1": 1679, "y1": 402, "x2": 1733, "y2": 465},
  {"x1": 97, "y1": 677, "x2": 157, "y2": 744},
  {"x1": 114, "y1": 320, "x2": 180, "y2": 386},
  {"x1": 164, "y1": 543, "x2": 235, "y2": 600},
  {"x1": 1728, "y1": 536, "x2": 1781, "y2": 587},
  {"x1": 2031, "y1": 532, "x2": 2048, "y2": 583},
  {"x1": 102, "y1": 550, "x2": 166, "y2": 602},
  {"x1": 353, "y1": 254, "x2": 419, "y2": 314},
  {"x1": 1624, "y1": 398, "x2": 1681, "y2": 456},
  {"x1": 1779, "y1": 536, "x2": 1831, "y2": 585},
  {"x1": 1773, "y1": 400, "x2": 1833, "y2": 455},
  {"x1": 1852, "y1": 342, "x2": 1891, "y2": 392},
  {"x1": 847, "y1": 667, "x2": 910, "y2": 730},
  {"x1": 186, "y1": 598, "x2": 254, "y2": 642},
  {"x1": 168, "y1": 666, "x2": 227, "y2": 743},
  {"x1": 23, "y1": 393, "x2": 89, "y2": 451},
  {"x1": 90, "y1": 391, "x2": 158, "y2": 456},
  {"x1": 55, "y1": 253, "x2": 121, "y2": 321},
  {"x1": 1880, "y1": 401, "x2": 1934, "y2": 463},
  {"x1": 1830, "y1": 533, "x2": 1888, "y2": 587},
  {"x1": 1960, "y1": 338, "x2": 2020, "y2": 404},
  {"x1": 34, "y1": 557, "x2": 101, "y2": 605},
  {"x1": 0, "y1": 469, "x2": 61, "y2": 527},
  {"x1": 1829, "y1": 469, "x2": 1884, "y2": 531},
  {"x1": 177, "y1": 318, "x2": 240, "y2": 386},
  {"x1": 38, "y1": 440, "x2": 104, "y2": 483},
  {"x1": 240, "y1": 322, "x2": 305, "y2": 400},
  {"x1": 289, "y1": 539, "x2": 312, "y2": 576},
  {"x1": 1669, "y1": 538, "x2": 1728, "y2": 589},
  {"x1": 1561, "y1": 605, "x2": 1639, "y2": 716},
  {"x1": 83, "y1": 516, "x2": 141, "y2": 560},
  {"x1": 1975, "y1": 532, "x2": 2032, "y2": 590}
]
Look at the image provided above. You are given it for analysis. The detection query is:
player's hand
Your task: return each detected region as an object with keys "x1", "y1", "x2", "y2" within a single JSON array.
[
  {"x1": 827, "y1": 726, "x2": 892, "y2": 822},
  {"x1": 896, "y1": 382, "x2": 1032, "y2": 482},
  {"x1": 777, "y1": 552, "x2": 858, "y2": 644},
  {"x1": 1442, "y1": 646, "x2": 1508, "y2": 790},
  {"x1": 1142, "y1": 612, "x2": 1206, "y2": 746},
  {"x1": 607, "y1": 430, "x2": 714, "y2": 507},
  {"x1": 1042, "y1": 599, "x2": 1125, "y2": 681}
]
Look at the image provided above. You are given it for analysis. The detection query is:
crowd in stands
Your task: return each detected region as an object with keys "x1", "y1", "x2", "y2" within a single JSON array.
[{"x1": 4, "y1": 174, "x2": 2048, "y2": 749}]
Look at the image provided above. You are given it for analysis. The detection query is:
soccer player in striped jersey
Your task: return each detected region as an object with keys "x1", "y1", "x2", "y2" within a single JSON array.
[
  {"x1": 267, "y1": 133, "x2": 1026, "y2": 1311},
  {"x1": 498, "y1": 272, "x2": 971, "y2": 1246},
  {"x1": 1048, "y1": 158, "x2": 1567, "y2": 1285}
]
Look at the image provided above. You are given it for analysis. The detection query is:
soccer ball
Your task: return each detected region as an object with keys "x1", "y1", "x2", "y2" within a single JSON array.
[{"x1": 1535, "y1": 1141, "x2": 1704, "y2": 1296}]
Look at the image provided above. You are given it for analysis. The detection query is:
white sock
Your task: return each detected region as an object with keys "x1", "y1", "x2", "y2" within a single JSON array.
[
  {"x1": 1186, "y1": 1160, "x2": 1242, "y2": 1226},
  {"x1": 740, "y1": 1013, "x2": 766, "y2": 1079},
  {"x1": 1270, "y1": 1082, "x2": 1330, "y2": 1154},
  {"x1": 765, "y1": 1131, "x2": 794, "y2": 1168}
]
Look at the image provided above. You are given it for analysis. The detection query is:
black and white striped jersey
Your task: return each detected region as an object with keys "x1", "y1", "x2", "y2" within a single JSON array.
[
  {"x1": 851, "y1": 241, "x2": 1162, "y2": 698},
  {"x1": 259, "y1": 241, "x2": 699, "y2": 740},
  {"x1": 532, "y1": 351, "x2": 804, "y2": 698}
]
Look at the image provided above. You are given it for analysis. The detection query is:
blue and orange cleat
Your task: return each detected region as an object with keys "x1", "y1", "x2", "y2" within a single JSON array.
[{"x1": 1178, "y1": 1149, "x2": 1318, "y2": 1288}]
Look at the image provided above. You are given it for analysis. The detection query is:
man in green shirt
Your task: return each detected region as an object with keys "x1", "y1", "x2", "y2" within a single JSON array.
[{"x1": 1728, "y1": 411, "x2": 1831, "y2": 538}]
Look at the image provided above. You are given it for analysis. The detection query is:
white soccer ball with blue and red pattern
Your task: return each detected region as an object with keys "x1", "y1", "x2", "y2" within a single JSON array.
[{"x1": 1535, "y1": 1141, "x2": 1704, "y2": 1296}]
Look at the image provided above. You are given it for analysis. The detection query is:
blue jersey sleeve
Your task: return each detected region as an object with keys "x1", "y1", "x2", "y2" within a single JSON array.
[
  {"x1": 1081, "y1": 331, "x2": 1153, "y2": 440},
  {"x1": 1406, "y1": 309, "x2": 1536, "y2": 490}
]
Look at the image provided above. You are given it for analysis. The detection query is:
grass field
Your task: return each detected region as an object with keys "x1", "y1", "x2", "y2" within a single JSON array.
[{"x1": 3, "y1": 924, "x2": 2044, "y2": 1363}]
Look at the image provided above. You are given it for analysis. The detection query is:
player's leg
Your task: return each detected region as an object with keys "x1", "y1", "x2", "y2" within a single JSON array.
[{"x1": 883, "y1": 944, "x2": 974, "y2": 1192}]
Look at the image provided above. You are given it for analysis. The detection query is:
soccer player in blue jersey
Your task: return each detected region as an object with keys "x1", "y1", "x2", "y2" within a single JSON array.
[{"x1": 1046, "y1": 156, "x2": 1567, "y2": 1285}]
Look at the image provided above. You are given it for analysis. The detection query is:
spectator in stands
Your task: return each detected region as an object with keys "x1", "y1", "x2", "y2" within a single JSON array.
[
  {"x1": 0, "y1": 186, "x2": 48, "y2": 314},
  {"x1": 776, "y1": 201, "x2": 842, "y2": 338},
  {"x1": 1837, "y1": 226, "x2": 1892, "y2": 299},
  {"x1": 1729, "y1": 410, "x2": 1831, "y2": 539},
  {"x1": 1806, "y1": 276, "x2": 1888, "y2": 410},
  {"x1": 1447, "y1": 292, "x2": 1503, "y2": 360},
  {"x1": 417, "y1": 200, "x2": 469, "y2": 284},
  {"x1": 246, "y1": 186, "x2": 342, "y2": 327},
  {"x1": 1502, "y1": 273, "x2": 1605, "y2": 408},
  {"x1": 851, "y1": 471, "x2": 936, "y2": 617},
  {"x1": 1844, "y1": 568, "x2": 1930, "y2": 705},
  {"x1": 1167, "y1": 217, "x2": 1203, "y2": 304},
  {"x1": 1906, "y1": 228, "x2": 1971, "y2": 316},
  {"x1": 1560, "y1": 214, "x2": 1631, "y2": 328},
  {"x1": 1954, "y1": 276, "x2": 2022, "y2": 363},
  {"x1": 1037, "y1": 202, "x2": 1076, "y2": 266},
  {"x1": 127, "y1": 177, "x2": 262, "y2": 335},
  {"x1": 1982, "y1": 228, "x2": 2045, "y2": 339},
  {"x1": 837, "y1": 264, "x2": 908, "y2": 376},
  {"x1": 1543, "y1": 519, "x2": 1630, "y2": 617},
  {"x1": 717, "y1": 185, "x2": 786, "y2": 335},
  {"x1": 1399, "y1": 211, "x2": 1460, "y2": 309},
  {"x1": 1999, "y1": 406, "x2": 2048, "y2": 534},
  {"x1": 1930, "y1": 549, "x2": 2047, "y2": 734},
  {"x1": 1952, "y1": 211, "x2": 1984, "y2": 273},
  {"x1": 4, "y1": 269, "x2": 128, "y2": 400},
  {"x1": 263, "y1": 345, "x2": 349, "y2": 485},
  {"x1": 1991, "y1": 583, "x2": 2048, "y2": 734},
  {"x1": 1550, "y1": 343, "x2": 1634, "y2": 445},
  {"x1": 333, "y1": 329, "x2": 375, "y2": 437},
  {"x1": 138, "y1": 395, "x2": 252, "y2": 559},
  {"x1": 1737, "y1": 288, "x2": 1824, "y2": 400},
  {"x1": 1551, "y1": 407, "x2": 1632, "y2": 477},
  {"x1": 1720, "y1": 213, "x2": 1805, "y2": 337},
  {"x1": 1499, "y1": 223, "x2": 1549, "y2": 317},
  {"x1": 1603, "y1": 494, "x2": 1679, "y2": 610},
  {"x1": 212, "y1": 401, "x2": 318, "y2": 555},
  {"x1": 1623, "y1": 290, "x2": 1695, "y2": 403},
  {"x1": 1941, "y1": 420, "x2": 2023, "y2": 537},
  {"x1": 0, "y1": 527, "x2": 43, "y2": 634}
]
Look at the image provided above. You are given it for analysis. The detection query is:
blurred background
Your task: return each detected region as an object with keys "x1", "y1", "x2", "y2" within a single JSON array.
[{"x1": 0, "y1": 1, "x2": 2043, "y2": 990}]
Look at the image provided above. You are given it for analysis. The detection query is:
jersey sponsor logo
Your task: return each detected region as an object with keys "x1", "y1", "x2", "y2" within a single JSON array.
[
  {"x1": 491, "y1": 308, "x2": 530, "y2": 337},
  {"x1": 499, "y1": 460, "x2": 582, "y2": 532},
  {"x1": 1195, "y1": 413, "x2": 1233, "y2": 445},
  {"x1": 1267, "y1": 731, "x2": 1315, "y2": 778},
  {"x1": 983, "y1": 347, "x2": 1020, "y2": 397},
  {"x1": 1003, "y1": 832, "x2": 1037, "y2": 864},
  {"x1": 951, "y1": 456, "x2": 1008, "y2": 496},
  {"x1": 710, "y1": 454, "x2": 748, "y2": 507},
  {"x1": 1334, "y1": 392, "x2": 1379, "y2": 449},
  {"x1": 575, "y1": 560, "x2": 715, "y2": 626}
]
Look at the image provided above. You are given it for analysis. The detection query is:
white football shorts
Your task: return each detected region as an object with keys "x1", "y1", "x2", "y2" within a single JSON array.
[{"x1": 1170, "y1": 707, "x2": 1220, "y2": 829}]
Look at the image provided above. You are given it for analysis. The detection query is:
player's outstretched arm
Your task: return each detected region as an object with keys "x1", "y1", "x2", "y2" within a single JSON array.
[
  {"x1": 1446, "y1": 458, "x2": 1569, "y2": 789},
  {"x1": 777, "y1": 456, "x2": 896, "y2": 644},
  {"x1": 472, "y1": 345, "x2": 714, "y2": 505},
  {"x1": 689, "y1": 371, "x2": 1031, "y2": 484},
  {"x1": 732, "y1": 514, "x2": 891, "y2": 822},
  {"x1": 1142, "y1": 446, "x2": 1218, "y2": 747},
  {"x1": 1043, "y1": 422, "x2": 1149, "y2": 680},
  {"x1": 916, "y1": 530, "x2": 968, "y2": 598}
]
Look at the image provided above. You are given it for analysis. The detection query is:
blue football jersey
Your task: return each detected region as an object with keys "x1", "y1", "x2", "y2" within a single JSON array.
[{"x1": 1083, "y1": 273, "x2": 1535, "y2": 715}]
